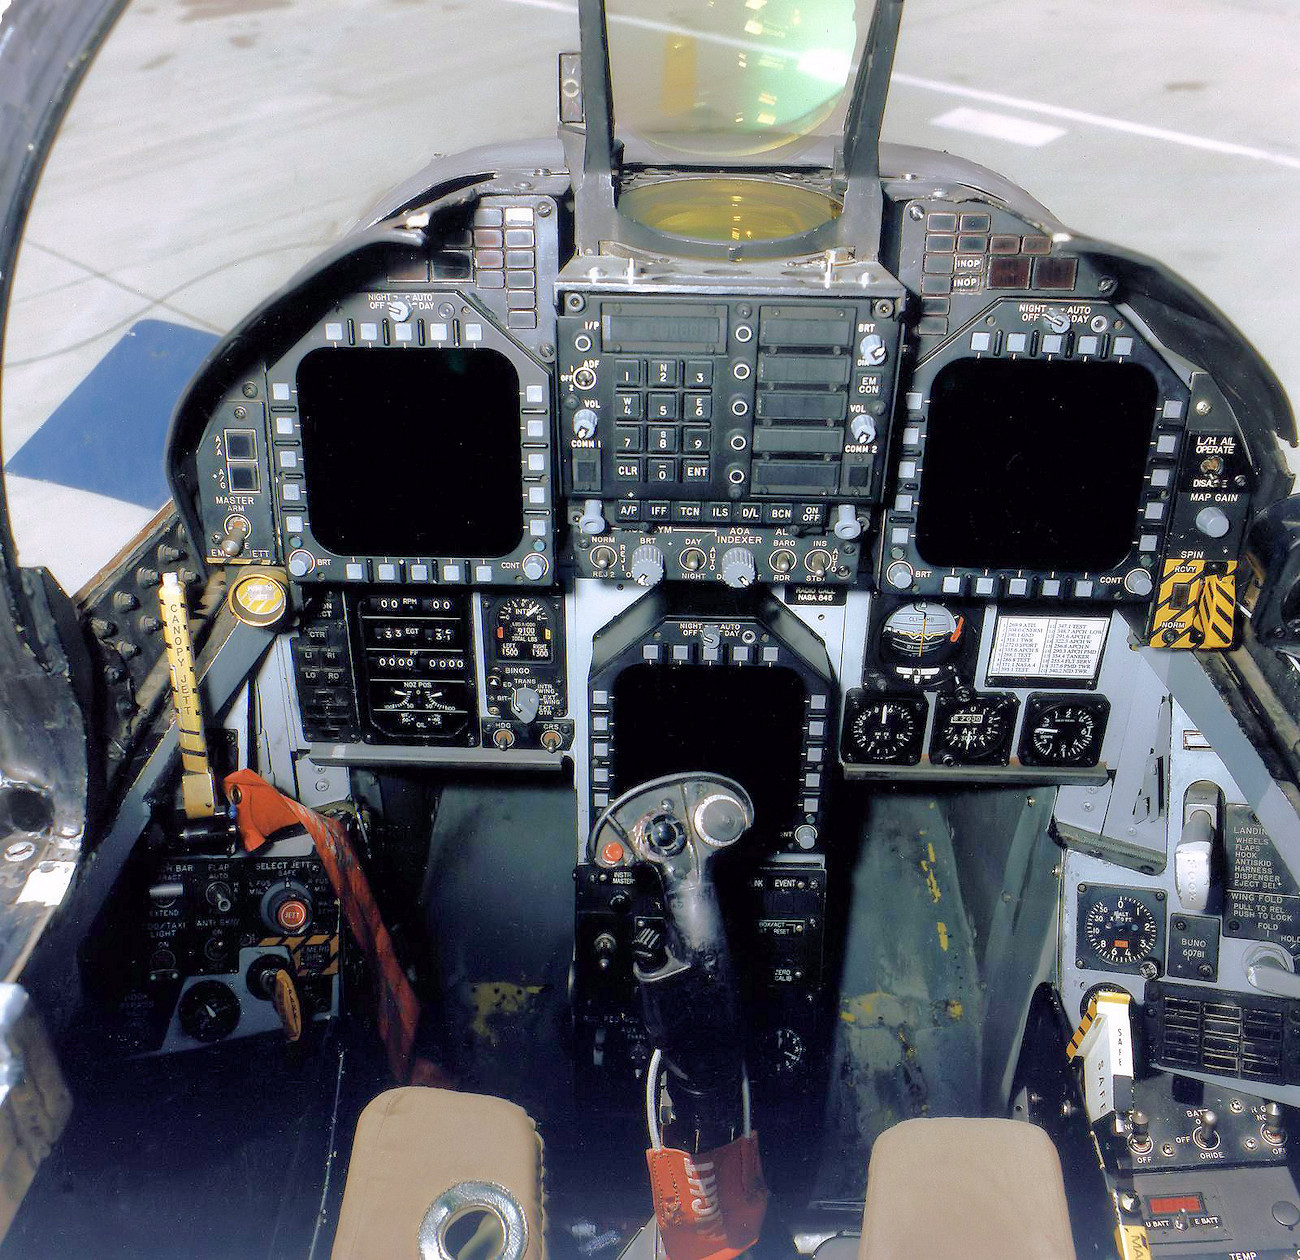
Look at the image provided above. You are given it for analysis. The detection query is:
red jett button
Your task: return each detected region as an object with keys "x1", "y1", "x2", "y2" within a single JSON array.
[
  {"x1": 276, "y1": 899, "x2": 310, "y2": 933},
  {"x1": 600, "y1": 840, "x2": 626, "y2": 866}
]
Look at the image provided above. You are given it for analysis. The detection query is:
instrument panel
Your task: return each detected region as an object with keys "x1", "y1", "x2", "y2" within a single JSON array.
[{"x1": 167, "y1": 169, "x2": 1271, "y2": 808}]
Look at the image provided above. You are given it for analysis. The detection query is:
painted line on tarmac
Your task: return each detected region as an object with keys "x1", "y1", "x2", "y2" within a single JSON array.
[{"x1": 931, "y1": 107, "x2": 1066, "y2": 148}]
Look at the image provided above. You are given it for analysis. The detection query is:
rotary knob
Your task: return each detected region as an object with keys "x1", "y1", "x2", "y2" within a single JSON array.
[
  {"x1": 510, "y1": 686, "x2": 541, "y2": 724},
  {"x1": 850, "y1": 414, "x2": 878, "y2": 444},
  {"x1": 720, "y1": 547, "x2": 757, "y2": 589},
  {"x1": 859, "y1": 333, "x2": 888, "y2": 365},
  {"x1": 630, "y1": 545, "x2": 666, "y2": 587},
  {"x1": 573, "y1": 407, "x2": 598, "y2": 439}
]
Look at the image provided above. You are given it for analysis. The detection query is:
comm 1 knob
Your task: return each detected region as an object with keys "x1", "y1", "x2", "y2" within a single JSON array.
[
  {"x1": 573, "y1": 408, "x2": 598, "y2": 439},
  {"x1": 720, "y1": 547, "x2": 757, "y2": 589},
  {"x1": 630, "y1": 545, "x2": 666, "y2": 587}
]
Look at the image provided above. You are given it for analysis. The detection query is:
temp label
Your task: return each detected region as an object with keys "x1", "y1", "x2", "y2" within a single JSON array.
[{"x1": 987, "y1": 615, "x2": 1109, "y2": 680}]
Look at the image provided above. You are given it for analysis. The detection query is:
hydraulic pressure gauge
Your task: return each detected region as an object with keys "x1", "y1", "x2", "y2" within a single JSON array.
[
  {"x1": 930, "y1": 692, "x2": 1018, "y2": 765},
  {"x1": 842, "y1": 692, "x2": 927, "y2": 765},
  {"x1": 1077, "y1": 885, "x2": 1165, "y2": 975},
  {"x1": 178, "y1": 980, "x2": 242, "y2": 1043},
  {"x1": 1020, "y1": 694, "x2": 1110, "y2": 767}
]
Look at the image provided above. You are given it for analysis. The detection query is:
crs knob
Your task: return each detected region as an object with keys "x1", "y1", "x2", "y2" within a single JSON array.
[
  {"x1": 630, "y1": 545, "x2": 666, "y2": 587},
  {"x1": 720, "y1": 547, "x2": 757, "y2": 589}
]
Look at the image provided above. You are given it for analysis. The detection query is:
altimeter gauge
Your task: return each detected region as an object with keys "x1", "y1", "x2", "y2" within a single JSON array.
[
  {"x1": 1078, "y1": 885, "x2": 1164, "y2": 975},
  {"x1": 930, "y1": 691, "x2": 1018, "y2": 765}
]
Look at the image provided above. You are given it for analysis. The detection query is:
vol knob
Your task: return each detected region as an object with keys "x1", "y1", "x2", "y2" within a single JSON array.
[
  {"x1": 573, "y1": 408, "x2": 598, "y2": 439},
  {"x1": 629, "y1": 545, "x2": 666, "y2": 587},
  {"x1": 720, "y1": 547, "x2": 757, "y2": 589},
  {"x1": 850, "y1": 414, "x2": 878, "y2": 444}
]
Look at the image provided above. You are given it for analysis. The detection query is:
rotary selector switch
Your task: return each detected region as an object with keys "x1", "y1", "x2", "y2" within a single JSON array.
[
  {"x1": 720, "y1": 547, "x2": 757, "y2": 589},
  {"x1": 510, "y1": 686, "x2": 541, "y2": 724},
  {"x1": 859, "y1": 333, "x2": 888, "y2": 365},
  {"x1": 630, "y1": 545, "x2": 666, "y2": 587},
  {"x1": 850, "y1": 414, "x2": 877, "y2": 444}
]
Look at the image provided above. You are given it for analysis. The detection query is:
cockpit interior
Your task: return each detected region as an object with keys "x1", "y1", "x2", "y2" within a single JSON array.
[{"x1": 1, "y1": 1, "x2": 1299, "y2": 1257}]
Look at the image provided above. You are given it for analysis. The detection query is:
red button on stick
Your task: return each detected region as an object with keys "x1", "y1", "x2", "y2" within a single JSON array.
[
  {"x1": 276, "y1": 899, "x2": 310, "y2": 932},
  {"x1": 601, "y1": 840, "x2": 625, "y2": 866}
]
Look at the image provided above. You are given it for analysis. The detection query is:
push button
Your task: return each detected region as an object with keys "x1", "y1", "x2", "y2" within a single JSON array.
[
  {"x1": 648, "y1": 358, "x2": 680, "y2": 386},
  {"x1": 647, "y1": 393, "x2": 679, "y2": 421}
]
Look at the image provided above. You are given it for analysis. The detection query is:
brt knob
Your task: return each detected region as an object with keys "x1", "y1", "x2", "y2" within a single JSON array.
[
  {"x1": 720, "y1": 547, "x2": 757, "y2": 589},
  {"x1": 630, "y1": 545, "x2": 666, "y2": 587},
  {"x1": 859, "y1": 333, "x2": 888, "y2": 365}
]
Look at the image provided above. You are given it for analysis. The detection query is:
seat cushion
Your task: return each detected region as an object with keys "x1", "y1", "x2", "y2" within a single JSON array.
[
  {"x1": 859, "y1": 1118, "x2": 1076, "y2": 1260},
  {"x1": 331, "y1": 1087, "x2": 545, "y2": 1260}
]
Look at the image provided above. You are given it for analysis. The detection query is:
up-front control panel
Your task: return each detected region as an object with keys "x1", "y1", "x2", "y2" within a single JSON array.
[{"x1": 558, "y1": 295, "x2": 903, "y2": 587}]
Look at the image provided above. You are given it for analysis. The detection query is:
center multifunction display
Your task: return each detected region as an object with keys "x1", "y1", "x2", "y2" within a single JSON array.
[{"x1": 557, "y1": 295, "x2": 904, "y2": 588}]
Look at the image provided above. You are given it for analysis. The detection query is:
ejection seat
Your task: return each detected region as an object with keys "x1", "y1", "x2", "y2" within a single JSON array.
[{"x1": 330, "y1": 1089, "x2": 1076, "y2": 1260}]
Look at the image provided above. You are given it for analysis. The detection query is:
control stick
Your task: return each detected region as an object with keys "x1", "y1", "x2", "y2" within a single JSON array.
[{"x1": 588, "y1": 772, "x2": 755, "y2": 1151}]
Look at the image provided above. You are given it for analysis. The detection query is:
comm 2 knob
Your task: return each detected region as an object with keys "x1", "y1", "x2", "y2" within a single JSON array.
[
  {"x1": 630, "y1": 545, "x2": 666, "y2": 587},
  {"x1": 720, "y1": 547, "x2": 757, "y2": 589}
]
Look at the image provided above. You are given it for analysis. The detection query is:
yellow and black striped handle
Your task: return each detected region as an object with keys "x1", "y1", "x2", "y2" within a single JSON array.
[{"x1": 159, "y1": 572, "x2": 218, "y2": 819}]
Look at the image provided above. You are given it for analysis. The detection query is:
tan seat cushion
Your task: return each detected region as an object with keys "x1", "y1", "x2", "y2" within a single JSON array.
[
  {"x1": 331, "y1": 1087, "x2": 545, "y2": 1260},
  {"x1": 859, "y1": 1118, "x2": 1076, "y2": 1260}
]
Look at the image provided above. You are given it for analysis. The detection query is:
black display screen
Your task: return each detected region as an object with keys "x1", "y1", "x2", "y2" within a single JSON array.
[
  {"x1": 297, "y1": 347, "x2": 524, "y2": 557},
  {"x1": 610, "y1": 664, "x2": 807, "y2": 840},
  {"x1": 915, "y1": 358, "x2": 1158, "y2": 572}
]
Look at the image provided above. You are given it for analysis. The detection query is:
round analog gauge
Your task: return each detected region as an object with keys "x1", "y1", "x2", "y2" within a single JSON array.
[
  {"x1": 931, "y1": 693, "x2": 1017, "y2": 765},
  {"x1": 178, "y1": 980, "x2": 241, "y2": 1043},
  {"x1": 1021, "y1": 696, "x2": 1109, "y2": 767},
  {"x1": 493, "y1": 596, "x2": 555, "y2": 663},
  {"x1": 845, "y1": 695, "x2": 926, "y2": 765},
  {"x1": 767, "y1": 1027, "x2": 806, "y2": 1075},
  {"x1": 1081, "y1": 891, "x2": 1161, "y2": 971},
  {"x1": 878, "y1": 603, "x2": 965, "y2": 684}
]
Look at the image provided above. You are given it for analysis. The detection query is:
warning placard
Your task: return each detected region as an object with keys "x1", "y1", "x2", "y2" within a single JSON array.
[{"x1": 987, "y1": 615, "x2": 1110, "y2": 684}]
